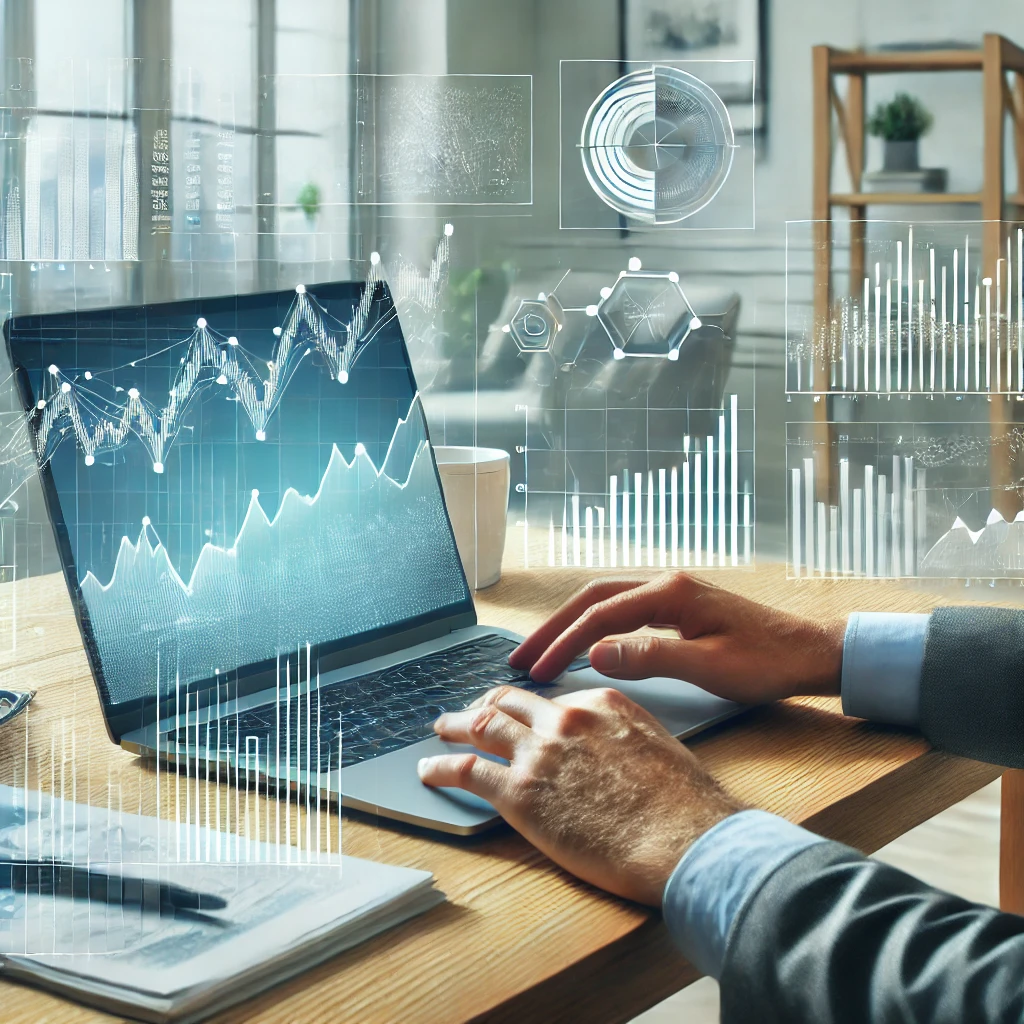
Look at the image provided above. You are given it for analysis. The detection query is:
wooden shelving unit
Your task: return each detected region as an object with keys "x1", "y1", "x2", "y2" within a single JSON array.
[{"x1": 810, "y1": 33, "x2": 1024, "y2": 510}]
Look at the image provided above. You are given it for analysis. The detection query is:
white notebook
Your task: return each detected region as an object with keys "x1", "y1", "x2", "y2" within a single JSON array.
[{"x1": 0, "y1": 785, "x2": 443, "y2": 1023}]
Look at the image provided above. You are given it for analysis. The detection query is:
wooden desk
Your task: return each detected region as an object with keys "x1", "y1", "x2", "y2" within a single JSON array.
[{"x1": 0, "y1": 565, "x2": 1015, "y2": 1024}]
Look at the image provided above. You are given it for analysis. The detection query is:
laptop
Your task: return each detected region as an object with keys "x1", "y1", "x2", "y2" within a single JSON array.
[{"x1": 5, "y1": 278, "x2": 742, "y2": 835}]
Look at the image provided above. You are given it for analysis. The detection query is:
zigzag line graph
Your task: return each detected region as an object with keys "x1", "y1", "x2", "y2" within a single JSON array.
[
  {"x1": 32, "y1": 226, "x2": 452, "y2": 473},
  {"x1": 0, "y1": 376, "x2": 38, "y2": 508}
]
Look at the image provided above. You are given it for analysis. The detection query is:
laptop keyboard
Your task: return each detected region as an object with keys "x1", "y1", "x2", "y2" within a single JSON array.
[{"x1": 168, "y1": 634, "x2": 544, "y2": 773}]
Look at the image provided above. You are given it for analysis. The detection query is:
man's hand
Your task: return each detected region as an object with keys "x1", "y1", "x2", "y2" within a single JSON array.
[
  {"x1": 418, "y1": 685, "x2": 741, "y2": 906},
  {"x1": 509, "y1": 572, "x2": 846, "y2": 704}
]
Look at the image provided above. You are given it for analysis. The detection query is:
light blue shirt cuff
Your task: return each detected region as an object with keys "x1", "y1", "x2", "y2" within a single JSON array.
[
  {"x1": 661, "y1": 809, "x2": 825, "y2": 979},
  {"x1": 841, "y1": 612, "x2": 928, "y2": 728}
]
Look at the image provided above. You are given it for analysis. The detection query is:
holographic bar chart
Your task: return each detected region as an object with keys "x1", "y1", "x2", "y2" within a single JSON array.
[
  {"x1": 155, "y1": 648, "x2": 343, "y2": 867},
  {"x1": 787, "y1": 420, "x2": 1024, "y2": 580},
  {"x1": 787, "y1": 222, "x2": 1024, "y2": 395},
  {"x1": 529, "y1": 395, "x2": 754, "y2": 570}
]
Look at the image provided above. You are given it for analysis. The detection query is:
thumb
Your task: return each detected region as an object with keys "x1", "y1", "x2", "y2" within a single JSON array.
[{"x1": 589, "y1": 636, "x2": 695, "y2": 681}]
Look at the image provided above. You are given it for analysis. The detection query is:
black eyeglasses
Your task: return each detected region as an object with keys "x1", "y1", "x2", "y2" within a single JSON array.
[{"x1": 0, "y1": 689, "x2": 34, "y2": 728}]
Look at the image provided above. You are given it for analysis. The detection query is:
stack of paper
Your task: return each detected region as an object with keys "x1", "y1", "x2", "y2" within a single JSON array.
[{"x1": 0, "y1": 785, "x2": 443, "y2": 1022}]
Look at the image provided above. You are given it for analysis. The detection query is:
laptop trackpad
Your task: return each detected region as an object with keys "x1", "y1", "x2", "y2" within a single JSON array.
[
  {"x1": 551, "y1": 666, "x2": 741, "y2": 740},
  {"x1": 341, "y1": 734, "x2": 502, "y2": 833}
]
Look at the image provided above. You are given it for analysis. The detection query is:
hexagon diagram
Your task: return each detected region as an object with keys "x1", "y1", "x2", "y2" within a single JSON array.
[
  {"x1": 597, "y1": 271, "x2": 701, "y2": 360},
  {"x1": 506, "y1": 294, "x2": 565, "y2": 353}
]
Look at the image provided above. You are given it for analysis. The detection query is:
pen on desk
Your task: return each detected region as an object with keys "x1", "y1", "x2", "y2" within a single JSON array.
[{"x1": 0, "y1": 858, "x2": 228, "y2": 912}]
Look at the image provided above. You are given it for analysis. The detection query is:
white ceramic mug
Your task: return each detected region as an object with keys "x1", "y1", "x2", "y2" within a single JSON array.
[{"x1": 433, "y1": 446, "x2": 510, "y2": 590}]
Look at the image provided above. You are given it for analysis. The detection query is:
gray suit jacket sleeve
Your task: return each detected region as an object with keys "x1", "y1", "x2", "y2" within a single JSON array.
[
  {"x1": 919, "y1": 606, "x2": 1024, "y2": 769},
  {"x1": 719, "y1": 606, "x2": 1024, "y2": 1023}
]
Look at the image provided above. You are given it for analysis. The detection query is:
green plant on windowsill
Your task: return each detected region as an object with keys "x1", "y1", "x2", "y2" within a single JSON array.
[{"x1": 297, "y1": 181, "x2": 322, "y2": 222}]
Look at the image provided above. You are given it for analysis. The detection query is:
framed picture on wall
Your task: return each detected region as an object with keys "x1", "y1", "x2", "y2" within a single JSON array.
[{"x1": 623, "y1": 0, "x2": 767, "y2": 135}]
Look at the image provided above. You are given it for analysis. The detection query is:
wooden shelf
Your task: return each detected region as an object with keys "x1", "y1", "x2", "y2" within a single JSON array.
[
  {"x1": 830, "y1": 191, "x2": 983, "y2": 206},
  {"x1": 829, "y1": 48, "x2": 984, "y2": 74},
  {"x1": 827, "y1": 38, "x2": 1024, "y2": 76}
]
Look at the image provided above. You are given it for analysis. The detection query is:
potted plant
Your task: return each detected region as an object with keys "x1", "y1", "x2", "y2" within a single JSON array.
[
  {"x1": 867, "y1": 93, "x2": 934, "y2": 172},
  {"x1": 296, "y1": 181, "x2": 322, "y2": 224}
]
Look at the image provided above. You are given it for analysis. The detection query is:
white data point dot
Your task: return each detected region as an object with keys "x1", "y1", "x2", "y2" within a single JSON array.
[
  {"x1": 370, "y1": 252, "x2": 381, "y2": 265},
  {"x1": 295, "y1": 284, "x2": 306, "y2": 294},
  {"x1": 197, "y1": 317, "x2": 207, "y2": 329},
  {"x1": 444, "y1": 223, "x2": 454, "y2": 236},
  {"x1": 142, "y1": 516, "x2": 151, "y2": 526},
  {"x1": 84, "y1": 454, "x2": 95, "y2": 466},
  {"x1": 60, "y1": 382, "x2": 71, "y2": 393},
  {"x1": 128, "y1": 388, "x2": 140, "y2": 399},
  {"x1": 153, "y1": 462, "x2": 164, "y2": 474},
  {"x1": 273, "y1": 327, "x2": 282, "y2": 337},
  {"x1": 256, "y1": 430, "x2": 266, "y2": 441},
  {"x1": 628, "y1": 257, "x2": 642, "y2": 272},
  {"x1": 586, "y1": 305, "x2": 598, "y2": 317}
]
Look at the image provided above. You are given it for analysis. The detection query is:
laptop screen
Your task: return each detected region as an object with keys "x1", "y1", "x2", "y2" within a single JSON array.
[{"x1": 6, "y1": 282, "x2": 473, "y2": 711}]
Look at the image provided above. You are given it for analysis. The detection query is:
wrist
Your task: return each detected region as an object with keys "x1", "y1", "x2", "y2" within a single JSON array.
[
  {"x1": 797, "y1": 617, "x2": 845, "y2": 697},
  {"x1": 649, "y1": 793, "x2": 745, "y2": 906}
]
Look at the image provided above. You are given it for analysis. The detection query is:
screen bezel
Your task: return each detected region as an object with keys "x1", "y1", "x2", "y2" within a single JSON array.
[{"x1": 5, "y1": 281, "x2": 477, "y2": 743}]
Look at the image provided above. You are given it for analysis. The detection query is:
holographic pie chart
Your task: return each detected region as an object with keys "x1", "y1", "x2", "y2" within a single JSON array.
[{"x1": 580, "y1": 65, "x2": 735, "y2": 225}]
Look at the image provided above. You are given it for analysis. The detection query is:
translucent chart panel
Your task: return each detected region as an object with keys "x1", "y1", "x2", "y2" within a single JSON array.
[
  {"x1": 787, "y1": 420, "x2": 1024, "y2": 581},
  {"x1": 786, "y1": 220, "x2": 1024, "y2": 396},
  {"x1": 431, "y1": 255, "x2": 753, "y2": 570},
  {"x1": 0, "y1": 59, "x2": 248, "y2": 263},
  {"x1": 168, "y1": 65, "x2": 248, "y2": 256},
  {"x1": 520, "y1": 397, "x2": 754, "y2": 571},
  {"x1": 271, "y1": 74, "x2": 533, "y2": 208},
  {"x1": 560, "y1": 59, "x2": 754, "y2": 230}
]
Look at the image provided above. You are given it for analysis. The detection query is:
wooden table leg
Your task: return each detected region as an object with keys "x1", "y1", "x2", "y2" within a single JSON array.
[{"x1": 1000, "y1": 770, "x2": 1024, "y2": 914}]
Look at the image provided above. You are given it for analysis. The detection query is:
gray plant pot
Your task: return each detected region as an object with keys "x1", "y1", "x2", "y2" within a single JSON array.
[{"x1": 883, "y1": 139, "x2": 920, "y2": 172}]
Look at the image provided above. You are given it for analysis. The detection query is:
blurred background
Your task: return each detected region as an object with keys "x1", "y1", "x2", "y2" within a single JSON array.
[{"x1": 0, "y1": 0, "x2": 1021, "y2": 582}]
